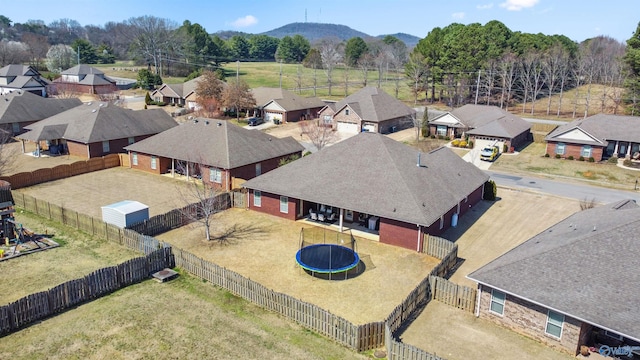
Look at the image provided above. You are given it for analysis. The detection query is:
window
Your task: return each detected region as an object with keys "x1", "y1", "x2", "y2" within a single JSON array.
[
  {"x1": 437, "y1": 125, "x2": 447, "y2": 137},
  {"x1": 132, "y1": 152, "x2": 138, "y2": 166},
  {"x1": 545, "y1": 310, "x2": 564, "y2": 338},
  {"x1": 102, "y1": 141, "x2": 110, "y2": 153},
  {"x1": 128, "y1": 137, "x2": 135, "y2": 145},
  {"x1": 255, "y1": 163, "x2": 261, "y2": 176},
  {"x1": 323, "y1": 115, "x2": 332, "y2": 125},
  {"x1": 209, "y1": 168, "x2": 222, "y2": 183},
  {"x1": 345, "y1": 108, "x2": 350, "y2": 116},
  {"x1": 490, "y1": 289, "x2": 505, "y2": 315},
  {"x1": 253, "y1": 190, "x2": 261, "y2": 207},
  {"x1": 555, "y1": 143, "x2": 565, "y2": 155},
  {"x1": 581, "y1": 145, "x2": 592, "y2": 158},
  {"x1": 150, "y1": 156, "x2": 157, "y2": 170},
  {"x1": 11, "y1": 122, "x2": 19, "y2": 134},
  {"x1": 604, "y1": 330, "x2": 623, "y2": 341},
  {"x1": 280, "y1": 196, "x2": 288, "y2": 213}
]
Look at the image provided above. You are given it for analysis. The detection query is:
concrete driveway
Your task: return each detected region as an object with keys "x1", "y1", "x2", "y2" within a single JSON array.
[{"x1": 462, "y1": 146, "x2": 493, "y2": 170}]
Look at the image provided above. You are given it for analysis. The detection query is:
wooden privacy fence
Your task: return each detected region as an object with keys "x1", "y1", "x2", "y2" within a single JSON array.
[
  {"x1": 0, "y1": 247, "x2": 173, "y2": 336},
  {"x1": 172, "y1": 248, "x2": 385, "y2": 351},
  {"x1": 13, "y1": 192, "x2": 168, "y2": 255},
  {"x1": 127, "y1": 192, "x2": 231, "y2": 237},
  {"x1": 423, "y1": 234, "x2": 457, "y2": 259},
  {"x1": 429, "y1": 276, "x2": 477, "y2": 313},
  {"x1": 0, "y1": 154, "x2": 120, "y2": 189}
]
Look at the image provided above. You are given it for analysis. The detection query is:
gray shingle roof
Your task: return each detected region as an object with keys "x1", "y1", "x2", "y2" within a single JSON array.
[
  {"x1": 332, "y1": 87, "x2": 416, "y2": 122},
  {"x1": 468, "y1": 200, "x2": 640, "y2": 342},
  {"x1": 0, "y1": 64, "x2": 39, "y2": 77},
  {"x1": 251, "y1": 87, "x2": 325, "y2": 111},
  {"x1": 60, "y1": 64, "x2": 105, "y2": 75},
  {"x1": 545, "y1": 114, "x2": 640, "y2": 146},
  {"x1": 124, "y1": 119, "x2": 304, "y2": 169},
  {"x1": 242, "y1": 132, "x2": 489, "y2": 226},
  {"x1": 20, "y1": 102, "x2": 177, "y2": 143},
  {"x1": 0, "y1": 91, "x2": 81, "y2": 125},
  {"x1": 431, "y1": 104, "x2": 530, "y2": 139}
]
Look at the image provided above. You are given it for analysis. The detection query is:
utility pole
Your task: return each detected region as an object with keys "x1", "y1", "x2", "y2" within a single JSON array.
[
  {"x1": 474, "y1": 70, "x2": 481, "y2": 105},
  {"x1": 77, "y1": 46, "x2": 80, "y2": 65},
  {"x1": 279, "y1": 60, "x2": 283, "y2": 88}
]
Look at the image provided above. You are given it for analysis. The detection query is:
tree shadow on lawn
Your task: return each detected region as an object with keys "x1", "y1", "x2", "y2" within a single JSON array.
[
  {"x1": 208, "y1": 222, "x2": 272, "y2": 245},
  {"x1": 440, "y1": 197, "x2": 501, "y2": 243}
]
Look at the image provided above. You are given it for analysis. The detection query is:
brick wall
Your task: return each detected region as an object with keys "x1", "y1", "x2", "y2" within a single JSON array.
[
  {"x1": 478, "y1": 285, "x2": 585, "y2": 355},
  {"x1": 332, "y1": 106, "x2": 361, "y2": 127},
  {"x1": 248, "y1": 190, "x2": 298, "y2": 221},
  {"x1": 379, "y1": 218, "x2": 420, "y2": 250},
  {"x1": 67, "y1": 141, "x2": 89, "y2": 158},
  {"x1": 130, "y1": 153, "x2": 171, "y2": 175},
  {"x1": 546, "y1": 142, "x2": 605, "y2": 161}
]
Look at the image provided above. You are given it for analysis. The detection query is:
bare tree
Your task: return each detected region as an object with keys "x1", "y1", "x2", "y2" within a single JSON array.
[
  {"x1": 195, "y1": 97, "x2": 222, "y2": 118},
  {"x1": 318, "y1": 38, "x2": 343, "y2": 96},
  {"x1": 497, "y1": 52, "x2": 517, "y2": 110},
  {"x1": 542, "y1": 45, "x2": 566, "y2": 116},
  {"x1": 405, "y1": 52, "x2": 428, "y2": 105},
  {"x1": 50, "y1": 82, "x2": 81, "y2": 99},
  {"x1": 176, "y1": 162, "x2": 230, "y2": 242},
  {"x1": 0, "y1": 129, "x2": 17, "y2": 176},
  {"x1": 194, "y1": 70, "x2": 224, "y2": 101},
  {"x1": 21, "y1": 33, "x2": 49, "y2": 69},
  {"x1": 127, "y1": 16, "x2": 178, "y2": 75},
  {"x1": 220, "y1": 79, "x2": 256, "y2": 121},
  {"x1": 357, "y1": 53, "x2": 374, "y2": 86},
  {"x1": 300, "y1": 119, "x2": 338, "y2": 151},
  {"x1": 579, "y1": 197, "x2": 597, "y2": 211}
]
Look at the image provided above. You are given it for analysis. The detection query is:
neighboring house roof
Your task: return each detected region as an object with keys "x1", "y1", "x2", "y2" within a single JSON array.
[
  {"x1": 19, "y1": 102, "x2": 177, "y2": 143},
  {"x1": 60, "y1": 64, "x2": 106, "y2": 76},
  {"x1": 153, "y1": 76, "x2": 202, "y2": 100},
  {"x1": 331, "y1": 87, "x2": 416, "y2": 123},
  {"x1": 545, "y1": 114, "x2": 640, "y2": 146},
  {"x1": 468, "y1": 199, "x2": 640, "y2": 342},
  {"x1": 0, "y1": 64, "x2": 40, "y2": 77},
  {"x1": 0, "y1": 91, "x2": 81, "y2": 125},
  {"x1": 0, "y1": 64, "x2": 50, "y2": 90},
  {"x1": 243, "y1": 132, "x2": 489, "y2": 226},
  {"x1": 431, "y1": 104, "x2": 531, "y2": 138},
  {"x1": 251, "y1": 87, "x2": 325, "y2": 111},
  {"x1": 56, "y1": 64, "x2": 116, "y2": 86},
  {"x1": 124, "y1": 119, "x2": 304, "y2": 169}
]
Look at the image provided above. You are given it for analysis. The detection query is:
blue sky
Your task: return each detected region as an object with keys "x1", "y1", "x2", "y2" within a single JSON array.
[{"x1": 1, "y1": 0, "x2": 638, "y2": 43}]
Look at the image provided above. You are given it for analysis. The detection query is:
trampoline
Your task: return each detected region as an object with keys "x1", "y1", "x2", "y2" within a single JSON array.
[{"x1": 296, "y1": 243, "x2": 360, "y2": 280}]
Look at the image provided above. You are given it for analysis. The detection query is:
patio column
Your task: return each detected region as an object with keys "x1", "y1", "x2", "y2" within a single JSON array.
[
  {"x1": 339, "y1": 208, "x2": 344, "y2": 232},
  {"x1": 614, "y1": 141, "x2": 619, "y2": 155},
  {"x1": 628, "y1": 142, "x2": 632, "y2": 157},
  {"x1": 171, "y1": 158, "x2": 175, "y2": 177},
  {"x1": 21, "y1": 139, "x2": 25, "y2": 154}
]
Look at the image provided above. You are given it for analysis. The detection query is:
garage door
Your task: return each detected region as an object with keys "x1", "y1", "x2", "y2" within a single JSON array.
[
  {"x1": 264, "y1": 111, "x2": 281, "y2": 123},
  {"x1": 362, "y1": 123, "x2": 376, "y2": 132},
  {"x1": 337, "y1": 121, "x2": 358, "y2": 134}
]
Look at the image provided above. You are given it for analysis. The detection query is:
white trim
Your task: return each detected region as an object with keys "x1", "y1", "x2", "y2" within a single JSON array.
[
  {"x1": 253, "y1": 190, "x2": 261, "y2": 207},
  {"x1": 489, "y1": 289, "x2": 506, "y2": 316},
  {"x1": 545, "y1": 310, "x2": 564, "y2": 339},
  {"x1": 279, "y1": 196, "x2": 288, "y2": 213}
]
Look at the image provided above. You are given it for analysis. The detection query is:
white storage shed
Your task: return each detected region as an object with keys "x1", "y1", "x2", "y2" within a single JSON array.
[{"x1": 101, "y1": 200, "x2": 149, "y2": 228}]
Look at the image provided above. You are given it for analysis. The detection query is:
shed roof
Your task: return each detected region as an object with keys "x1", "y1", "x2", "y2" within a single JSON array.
[{"x1": 101, "y1": 200, "x2": 149, "y2": 214}]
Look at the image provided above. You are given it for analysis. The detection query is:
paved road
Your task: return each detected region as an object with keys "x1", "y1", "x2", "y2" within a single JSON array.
[
  {"x1": 522, "y1": 117, "x2": 567, "y2": 126},
  {"x1": 487, "y1": 170, "x2": 640, "y2": 204}
]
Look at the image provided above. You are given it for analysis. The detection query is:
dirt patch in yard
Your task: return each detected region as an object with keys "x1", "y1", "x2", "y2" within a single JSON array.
[
  {"x1": 15, "y1": 167, "x2": 194, "y2": 218},
  {"x1": 156, "y1": 208, "x2": 441, "y2": 325},
  {"x1": 400, "y1": 301, "x2": 573, "y2": 360}
]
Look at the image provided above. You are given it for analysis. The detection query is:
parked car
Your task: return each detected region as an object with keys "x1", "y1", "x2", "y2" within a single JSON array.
[
  {"x1": 248, "y1": 117, "x2": 264, "y2": 126},
  {"x1": 480, "y1": 146, "x2": 499, "y2": 162}
]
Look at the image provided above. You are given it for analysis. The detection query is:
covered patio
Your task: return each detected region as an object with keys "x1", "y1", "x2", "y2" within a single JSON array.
[
  {"x1": 300, "y1": 201, "x2": 380, "y2": 241},
  {"x1": 16, "y1": 124, "x2": 68, "y2": 157}
]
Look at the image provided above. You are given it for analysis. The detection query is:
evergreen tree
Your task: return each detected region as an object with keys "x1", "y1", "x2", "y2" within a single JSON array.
[{"x1": 624, "y1": 22, "x2": 640, "y2": 114}]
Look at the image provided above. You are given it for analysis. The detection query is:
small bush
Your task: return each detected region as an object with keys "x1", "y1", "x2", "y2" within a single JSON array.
[
  {"x1": 579, "y1": 156, "x2": 585, "y2": 161},
  {"x1": 483, "y1": 180, "x2": 497, "y2": 201},
  {"x1": 588, "y1": 157, "x2": 595, "y2": 162},
  {"x1": 430, "y1": 135, "x2": 436, "y2": 139},
  {"x1": 544, "y1": 153, "x2": 550, "y2": 157},
  {"x1": 568, "y1": 155, "x2": 574, "y2": 160},
  {"x1": 467, "y1": 141, "x2": 473, "y2": 148},
  {"x1": 608, "y1": 156, "x2": 619, "y2": 164},
  {"x1": 156, "y1": 101, "x2": 166, "y2": 106},
  {"x1": 503, "y1": 144, "x2": 509, "y2": 153},
  {"x1": 451, "y1": 139, "x2": 460, "y2": 147},
  {"x1": 444, "y1": 136, "x2": 450, "y2": 141},
  {"x1": 623, "y1": 159, "x2": 633, "y2": 167},
  {"x1": 437, "y1": 135, "x2": 444, "y2": 140},
  {"x1": 422, "y1": 127, "x2": 429, "y2": 138},
  {"x1": 555, "y1": 154, "x2": 561, "y2": 159},
  {"x1": 458, "y1": 140, "x2": 467, "y2": 148}
]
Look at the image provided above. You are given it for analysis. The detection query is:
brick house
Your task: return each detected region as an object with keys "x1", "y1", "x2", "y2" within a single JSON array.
[
  {"x1": 18, "y1": 102, "x2": 177, "y2": 158},
  {"x1": 545, "y1": 114, "x2": 640, "y2": 161},
  {"x1": 250, "y1": 87, "x2": 325, "y2": 123},
  {"x1": 151, "y1": 76, "x2": 202, "y2": 109},
  {"x1": 124, "y1": 119, "x2": 304, "y2": 191},
  {"x1": 468, "y1": 200, "x2": 640, "y2": 356},
  {"x1": 429, "y1": 104, "x2": 531, "y2": 152},
  {"x1": 0, "y1": 90, "x2": 81, "y2": 135},
  {"x1": 318, "y1": 87, "x2": 416, "y2": 134},
  {"x1": 242, "y1": 132, "x2": 489, "y2": 251},
  {"x1": 0, "y1": 64, "x2": 50, "y2": 97},
  {"x1": 52, "y1": 64, "x2": 117, "y2": 95}
]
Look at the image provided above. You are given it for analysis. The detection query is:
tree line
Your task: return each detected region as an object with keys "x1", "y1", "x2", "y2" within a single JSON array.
[{"x1": 1, "y1": 14, "x2": 639, "y2": 115}]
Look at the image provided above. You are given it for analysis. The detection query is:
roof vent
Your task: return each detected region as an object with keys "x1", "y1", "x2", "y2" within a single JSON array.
[
  {"x1": 593, "y1": 226, "x2": 596, "y2": 231},
  {"x1": 217, "y1": 122, "x2": 222, "y2": 126},
  {"x1": 204, "y1": 120, "x2": 209, "y2": 125},
  {"x1": 193, "y1": 119, "x2": 198, "y2": 123},
  {"x1": 87, "y1": 102, "x2": 92, "y2": 105},
  {"x1": 92, "y1": 109, "x2": 96, "y2": 113},
  {"x1": 99, "y1": 103, "x2": 104, "y2": 107},
  {"x1": 416, "y1": 152, "x2": 426, "y2": 167}
]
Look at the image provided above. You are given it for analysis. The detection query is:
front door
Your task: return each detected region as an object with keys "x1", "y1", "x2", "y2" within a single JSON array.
[{"x1": 619, "y1": 143, "x2": 627, "y2": 157}]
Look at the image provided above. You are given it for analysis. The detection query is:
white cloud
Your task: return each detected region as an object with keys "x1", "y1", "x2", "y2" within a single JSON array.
[
  {"x1": 499, "y1": 0, "x2": 539, "y2": 11},
  {"x1": 231, "y1": 15, "x2": 258, "y2": 28},
  {"x1": 452, "y1": 12, "x2": 466, "y2": 20},
  {"x1": 477, "y1": 3, "x2": 494, "y2": 10}
]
